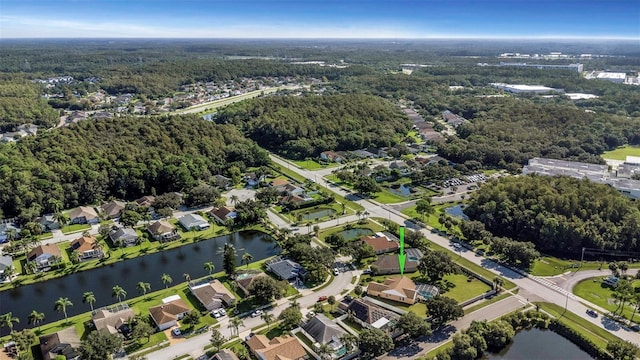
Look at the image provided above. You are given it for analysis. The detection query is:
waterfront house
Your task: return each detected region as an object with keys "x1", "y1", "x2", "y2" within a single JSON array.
[
  {"x1": 70, "y1": 235, "x2": 104, "y2": 260},
  {"x1": 109, "y1": 227, "x2": 139, "y2": 247},
  {"x1": 68, "y1": 206, "x2": 99, "y2": 224},
  {"x1": 301, "y1": 314, "x2": 347, "y2": 358},
  {"x1": 366, "y1": 276, "x2": 419, "y2": 305},
  {"x1": 39, "y1": 326, "x2": 81, "y2": 360},
  {"x1": 267, "y1": 259, "x2": 306, "y2": 281},
  {"x1": 190, "y1": 279, "x2": 236, "y2": 311},
  {"x1": 178, "y1": 213, "x2": 210, "y2": 231},
  {"x1": 246, "y1": 334, "x2": 307, "y2": 360},
  {"x1": 92, "y1": 306, "x2": 135, "y2": 336},
  {"x1": 149, "y1": 296, "x2": 191, "y2": 330},
  {"x1": 209, "y1": 207, "x2": 237, "y2": 224},
  {"x1": 0, "y1": 255, "x2": 13, "y2": 280},
  {"x1": 27, "y1": 244, "x2": 62, "y2": 271},
  {"x1": 236, "y1": 271, "x2": 268, "y2": 296},
  {"x1": 101, "y1": 200, "x2": 126, "y2": 219},
  {"x1": 146, "y1": 221, "x2": 180, "y2": 242}
]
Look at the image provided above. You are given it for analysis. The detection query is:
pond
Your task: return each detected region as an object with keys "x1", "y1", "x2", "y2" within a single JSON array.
[
  {"x1": 300, "y1": 208, "x2": 335, "y2": 221},
  {"x1": 1, "y1": 231, "x2": 279, "y2": 334},
  {"x1": 388, "y1": 184, "x2": 412, "y2": 197},
  {"x1": 445, "y1": 204, "x2": 469, "y2": 220},
  {"x1": 485, "y1": 328, "x2": 592, "y2": 359},
  {"x1": 336, "y1": 228, "x2": 373, "y2": 241}
]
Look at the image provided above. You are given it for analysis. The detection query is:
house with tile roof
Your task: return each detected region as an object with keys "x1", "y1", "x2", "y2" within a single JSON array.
[
  {"x1": 209, "y1": 207, "x2": 237, "y2": 224},
  {"x1": 101, "y1": 200, "x2": 126, "y2": 219},
  {"x1": 70, "y1": 235, "x2": 103, "y2": 260},
  {"x1": 246, "y1": 334, "x2": 307, "y2": 360},
  {"x1": 147, "y1": 220, "x2": 180, "y2": 242},
  {"x1": 366, "y1": 276, "x2": 419, "y2": 305},
  {"x1": 135, "y1": 195, "x2": 155, "y2": 207},
  {"x1": 190, "y1": 280, "x2": 236, "y2": 311},
  {"x1": 39, "y1": 326, "x2": 81, "y2": 360},
  {"x1": 235, "y1": 271, "x2": 268, "y2": 296},
  {"x1": 149, "y1": 296, "x2": 191, "y2": 330},
  {"x1": 301, "y1": 314, "x2": 347, "y2": 358},
  {"x1": 27, "y1": 244, "x2": 62, "y2": 270},
  {"x1": 371, "y1": 248, "x2": 423, "y2": 275},
  {"x1": 92, "y1": 306, "x2": 135, "y2": 336},
  {"x1": 358, "y1": 234, "x2": 399, "y2": 254},
  {"x1": 68, "y1": 206, "x2": 99, "y2": 224}
]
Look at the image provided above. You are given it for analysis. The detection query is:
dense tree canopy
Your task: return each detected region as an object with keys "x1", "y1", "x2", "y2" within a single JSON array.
[
  {"x1": 0, "y1": 80, "x2": 59, "y2": 129},
  {"x1": 465, "y1": 175, "x2": 640, "y2": 256},
  {"x1": 0, "y1": 115, "x2": 268, "y2": 219},
  {"x1": 214, "y1": 94, "x2": 411, "y2": 159}
]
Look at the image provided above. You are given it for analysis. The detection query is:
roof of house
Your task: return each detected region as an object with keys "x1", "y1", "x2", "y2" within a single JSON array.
[
  {"x1": 359, "y1": 235, "x2": 399, "y2": 253},
  {"x1": 246, "y1": 335, "x2": 307, "y2": 360},
  {"x1": 346, "y1": 299, "x2": 398, "y2": 325},
  {"x1": 0, "y1": 255, "x2": 12, "y2": 271},
  {"x1": 280, "y1": 195, "x2": 307, "y2": 205},
  {"x1": 191, "y1": 280, "x2": 235, "y2": 306},
  {"x1": 71, "y1": 235, "x2": 98, "y2": 253},
  {"x1": 236, "y1": 271, "x2": 268, "y2": 294},
  {"x1": 302, "y1": 314, "x2": 347, "y2": 345},
  {"x1": 92, "y1": 307, "x2": 135, "y2": 334},
  {"x1": 135, "y1": 195, "x2": 155, "y2": 207},
  {"x1": 367, "y1": 276, "x2": 418, "y2": 300},
  {"x1": 268, "y1": 259, "x2": 304, "y2": 280},
  {"x1": 27, "y1": 244, "x2": 62, "y2": 261},
  {"x1": 210, "y1": 207, "x2": 233, "y2": 220},
  {"x1": 102, "y1": 200, "x2": 126, "y2": 217},
  {"x1": 147, "y1": 220, "x2": 175, "y2": 235},
  {"x1": 149, "y1": 298, "x2": 190, "y2": 326},
  {"x1": 68, "y1": 206, "x2": 98, "y2": 220},
  {"x1": 179, "y1": 214, "x2": 209, "y2": 228},
  {"x1": 372, "y1": 249, "x2": 422, "y2": 273},
  {"x1": 110, "y1": 227, "x2": 138, "y2": 241},
  {"x1": 211, "y1": 349, "x2": 240, "y2": 360},
  {"x1": 39, "y1": 326, "x2": 81, "y2": 360}
]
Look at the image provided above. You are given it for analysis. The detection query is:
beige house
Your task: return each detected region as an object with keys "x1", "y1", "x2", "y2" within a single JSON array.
[
  {"x1": 70, "y1": 235, "x2": 103, "y2": 260},
  {"x1": 101, "y1": 200, "x2": 126, "y2": 219},
  {"x1": 92, "y1": 307, "x2": 135, "y2": 335},
  {"x1": 147, "y1": 220, "x2": 180, "y2": 242},
  {"x1": 68, "y1": 206, "x2": 99, "y2": 224},
  {"x1": 367, "y1": 276, "x2": 418, "y2": 305},
  {"x1": 149, "y1": 296, "x2": 190, "y2": 330},
  {"x1": 190, "y1": 279, "x2": 236, "y2": 311},
  {"x1": 246, "y1": 334, "x2": 307, "y2": 360}
]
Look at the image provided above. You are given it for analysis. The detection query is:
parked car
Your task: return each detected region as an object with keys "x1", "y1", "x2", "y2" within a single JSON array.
[
  {"x1": 171, "y1": 327, "x2": 182, "y2": 336},
  {"x1": 318, "y1": 296, "x2": 328, "y2": 302},
  {"x1": 211, "y1": 309, "x2": 223, "y2": 318},
  {"x1": 586, "y1": 309, "x2": 598, "y2": 318},
  {"x1": 333, "y1": 268, "x2": 340, "y2": 276},
  {"x1": 251, "y1": 310, "x2": 263, "y2": 318},
  {"x1": 362, "y1": 268, "x2": 372, "y2": 274}
]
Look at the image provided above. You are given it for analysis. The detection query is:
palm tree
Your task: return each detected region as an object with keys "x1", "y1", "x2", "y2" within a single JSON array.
[
  {"x1": 289, "y1": 298, "x2": 300, "y2": 310},
  {"x1": 136, "y1": 282, "x2": 151, "y2": 299},
  {"x1": 53, "y1": 212, "x2": 69, "y2": 227},
  {"x1": 48, "y1": 198, "x2": 63, "y2": 214},
  {"x1": 5, "y1": 228, "x2": 17, "y2": 243},
  {"x1": 112, "y1": 285, "x2": 127, "y2": 304},
  {"x1": 242, "y1": 252, "x2": 254, "y2": 268},
  {"x1": 261, "y1": 311, "x2": 275, "y2": 331},
  {"x1": 54, "y1": 298, "x2": 73, "y2": 321},
  {"x1": 28, "y1": 310, "x2": 44, "y2": 329},
  {"x1": 493, "y1": 277, "x2": 505, "y2": 293},
  {"x1": 339, "y1": 202, "x2": 345, "y2": 215},
  {"x1": 25, "y1": 261, "x2": 37, "y2": 275},
  {"x1": 0, "y1": 312, "x2": 19, "y2": 331},
  {"x1": 230, "y1": 195, "x2": 239, "y2": 206},
  {"x1": 183, "y1": 273, "x2": 192, "y2": 284},
  {"x1": 161, "y1": 273, "x2": 173, "y2": 288},
  {"x1": 316, "y1": 343, "x2": 333, "y2": 360},
  {"x1": 228, "y1": 317, "x2": 244, "y2": 337},
  {"x1": 340, "y1": 333, "x2": 358, "y2": 354},
  {"x1": 204, "y1": 262, "x2": 215, "y2": 275},
  {"x1": 356, "y1": 210, "x2": 363, "y2": 221},
  {"x1": 83, "y1": 291, "x2": 96, "y2": 312},
  {"x1": 3, "y1": 266, "x2": 15, "y2": 283}
]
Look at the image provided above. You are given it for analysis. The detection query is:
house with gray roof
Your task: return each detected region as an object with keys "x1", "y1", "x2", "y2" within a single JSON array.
[
  {"x1": 109, "y1": 227, "x2": 139, "y2": 247},
  {"x1": 267, "y1": 259, "x2": 306, "y2": 281},
  {"x1": 147, "y1": 221, "x2": 180, "y2": 242},
  {"x1": 0, "y1": 255, "x2": 13, "y2": 280},
  {"x1": 37, "y1": 215, "x2": 60, "y2": 231},
  {"x1": 301, "y1": 314, "x2": 347, "y2": 358},
  {"x1": 39, "y1": 326, "x2": 81, "y2": 360},
  {"x1": 0, "y1": 223, "x2": 19, "y2": 243},
  {"x1": 178, "y1": 214, "x2": 210, "y2": 231}
]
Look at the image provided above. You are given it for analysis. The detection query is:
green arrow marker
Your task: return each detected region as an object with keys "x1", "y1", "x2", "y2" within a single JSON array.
[{"x1": 398, "y1": 226, "x2": 406, "y2": 276}]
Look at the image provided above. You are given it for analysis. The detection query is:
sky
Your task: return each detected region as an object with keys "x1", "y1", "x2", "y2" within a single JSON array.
[{"x1": 1, "y1": 0, "x2": 639, "y2": 39}]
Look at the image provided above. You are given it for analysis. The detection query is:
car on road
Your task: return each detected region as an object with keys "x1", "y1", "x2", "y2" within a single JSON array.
[
  {"x1": 171, "y1": 327, "x2": 182, "y2": 336},
  {"x1": 251, "y1": 310, "x2": 263, "y2": 318},
  {"x1": 318, "y1": 296, "x2": 328, "y2": 302},
  {"x1": 333, "y1": 268, "x2": 340, "y2": 276},
  {"x1": 586, "y1": 309, "x2": 598, "y2": 318}
]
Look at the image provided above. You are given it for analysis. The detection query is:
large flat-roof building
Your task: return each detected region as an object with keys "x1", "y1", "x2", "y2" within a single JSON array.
[
  {"x1": 491, "y1": 83, "x2": 562, "y2": 94},
  {"x1": 596, "y1": 72, "x2": 626, "y2": 83},
  {"x1": 499, "y1": 62, "x2": 583, "y2": 72}
]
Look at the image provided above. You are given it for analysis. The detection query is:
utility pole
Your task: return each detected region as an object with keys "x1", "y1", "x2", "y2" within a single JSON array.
[{"x1": 580, "y1": 247, "x2": 586, "y2": 268}]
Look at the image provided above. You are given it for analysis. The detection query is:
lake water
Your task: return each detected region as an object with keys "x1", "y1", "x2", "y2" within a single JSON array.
[
  {"x1": 301, "y1": 208, "x2": 335, "y2": 221},
  {"x1": 388, "y1": 184, "x2": 412, "y2": 197},
  {"x1": 445, "y1": 204, "x2": 469, "y2": 220},
  {"x1": 486, "y1": 328, "x2": 593, "y2": 360},
  {"x1": 1, "y1": 231, "x2": 278, "y2": 334}
]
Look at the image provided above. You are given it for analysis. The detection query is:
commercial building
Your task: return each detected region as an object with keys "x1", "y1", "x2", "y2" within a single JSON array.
[
  {"x1": 596, "y1": 72, "x2": 626, "y2": 83},
  {"x1": 498, "y1": 62, "x2": 583, "y2": 72},
  {"x1": 490, "y1": 83, "x2": 562, "y2": 94}
]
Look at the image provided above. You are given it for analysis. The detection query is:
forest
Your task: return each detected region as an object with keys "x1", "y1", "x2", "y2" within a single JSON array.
[
  {"x1": 0, "y1": 115, "x2": 269, "y2": 219},
  {"x1": 213, "y1": 93, "x2": 412, "y2": 159},
  {"x1": 0, "y1": 79, "x2": 59, "y2": 129},
  {"x1": 464, "y1": 175, "x2": 640, "y2": 257}
]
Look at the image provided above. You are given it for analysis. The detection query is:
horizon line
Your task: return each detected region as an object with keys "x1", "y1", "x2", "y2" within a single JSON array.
[{"x1": 2, "y1": 36, "x2": 639, "y2": 41}]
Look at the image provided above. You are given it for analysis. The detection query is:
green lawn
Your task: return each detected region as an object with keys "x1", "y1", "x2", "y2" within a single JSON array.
[
  {"x1": 441, "y1": 274, "x2": 492, "y2": 303},
  {"x1": 37, "y1": 232, "x2": 54, "y2": 240},
  {"x1": 529, "y1": 256, "x2": 615, "y2": 276},
  {"x1": 291, "y1": 159, "x2": 341, "y2": 171},
  {"x1": 601, "y1": 144, "x2": 640, "y2": 161},
  {"x1": 464, "y1": 293, "x2": 512, "y2": 315},
  {"x1": 60, "y1": 223, "x2": 91, "y2": 234},
  {"x1": 372, "y1": 189, "x2": 408, "y2": 204},
  {"x1": 573, "y1": 277, "x2": 640, "y2": 321}
]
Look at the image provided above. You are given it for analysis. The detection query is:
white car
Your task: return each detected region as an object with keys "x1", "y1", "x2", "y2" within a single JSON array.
[
  {"x1": 211, "y1": 309, "x2": 222, "y2": 318},
  {"x1": 333, "y1": 268, "x2": 340, "y2": 276},
  {"x1": 171, "y1": 327, "x2": 182, "y2": 336},
  {"x1": 251, "y1": 310, "x2": 263, "y2": 318}
]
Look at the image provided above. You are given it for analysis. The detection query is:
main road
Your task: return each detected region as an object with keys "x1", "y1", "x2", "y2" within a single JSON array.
[{"x1": 271, "y1": 155, "x2": 640, "y2": 346}]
